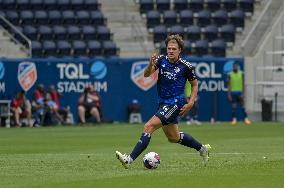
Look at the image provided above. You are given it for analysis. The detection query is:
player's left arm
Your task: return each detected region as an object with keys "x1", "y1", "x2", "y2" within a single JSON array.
[
  {"x1": 188, "y1": 79, "x2": 198, "y2": 107},
  {"x1": 180, "y1": 79, "x2": 198, "y2": 116},
  {"x1": 180, "y1": 65, "x2": 198, "y2": 116}
]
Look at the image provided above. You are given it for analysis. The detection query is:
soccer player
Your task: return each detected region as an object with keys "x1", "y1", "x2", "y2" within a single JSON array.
[
  {"x1": 115, "y1": 34, "x2": 211, "y2": 169},
  {"x1": 227, "y1": 62, "x2": 251, "y2": 125}
]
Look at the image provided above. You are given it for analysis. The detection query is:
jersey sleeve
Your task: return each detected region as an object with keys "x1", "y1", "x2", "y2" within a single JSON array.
[{"x1": 186, "y1": 65, "x2": 197, "y2": 81}]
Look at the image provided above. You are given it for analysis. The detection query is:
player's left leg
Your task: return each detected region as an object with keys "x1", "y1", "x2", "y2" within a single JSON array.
[{"x1": 162, "y1": 125, "x2": 211, "y2": 165}]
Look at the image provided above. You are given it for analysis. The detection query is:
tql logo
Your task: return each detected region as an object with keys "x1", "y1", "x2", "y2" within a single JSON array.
[
  {"x1": 18, "y1": 62, "x2": 37, "y2": 91},
  {"x1": 131, "y1": 61, "x2": 158, "y2": 91}
]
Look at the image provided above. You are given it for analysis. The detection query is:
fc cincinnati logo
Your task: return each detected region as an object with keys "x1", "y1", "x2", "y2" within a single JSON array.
[
  {"x1": 131, "y1": 61, "x2": 158, "y2": 91},
  {"x1": 18, "y1": 62, "x2": 37, "y2": 91}
]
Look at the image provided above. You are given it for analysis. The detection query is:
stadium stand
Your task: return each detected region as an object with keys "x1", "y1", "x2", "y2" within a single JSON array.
[
  {"x1": 0, "y1": 0, "x2": 119, "y2": 58},
  {"x1": 137, "y1": 0, "x2": 257, "y2": 57}
]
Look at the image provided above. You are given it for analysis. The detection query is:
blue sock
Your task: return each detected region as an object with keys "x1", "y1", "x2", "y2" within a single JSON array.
[
  {"x1": 130, "y1": 133, "x2": 151, "y2": 161},
  {"x1": 241, "y1": 106, "x2": 248, "y2": 119},
  {"x1": 178, "y1": 132, "x2": 202, "y2": 151},
  {"x1": 232, "y1": 103, "x2": 237, "y2": 119}
]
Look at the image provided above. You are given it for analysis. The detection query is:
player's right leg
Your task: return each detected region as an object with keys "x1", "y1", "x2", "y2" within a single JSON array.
[
  {"x1": 115, "y1": 151, "x2": 133, "y2": 169},
  {"x1": 115, "y1": 115, "x2": 162, "y2": 169},
  {"x1": 199, "y1": 144, "x2": 211, "y2": 166}
]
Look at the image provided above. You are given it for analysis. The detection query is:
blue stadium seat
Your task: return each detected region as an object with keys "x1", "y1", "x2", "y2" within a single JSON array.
[
  {"x1": 6, "y1": 11, "x2": 19, "y2": 25},
  {"x1": 67, "y1": 25, "x2": 81, "y2": 40},
  {"x1": 163, "y1": 10, "x2": 178, "y2": 26},
  {"x1": 32, "y1": 41, "x2": 42, "y2": 57},
  {"x1": 196, "y1": 10, "x2": 211, "y2": 27},
  {"x1": 97, "y1": 25, "x2": 111, "y2": 41},
  {"x1": 186, "y1": 25, "x2": 201, "y2": 42},
  {"x1": 62, "y1": 10, "x2": 76, "y2": 24},
  {"x1": 23, "y1": 25, "x2": 38, "y2": 40},
  {"x1": 153, "y1": 25, "x2": 167, "y2": 43},
  {"x1": 44, "y1": 0, "x2": 57, "y2": 10},
  {"x1": 84, "y1": 0, "x2": 100, "y2": 10},
  {"x1": 90, "y1": 11, "x2": 105, "y2": 26},
  {"x1": 203, "y1": 24, "x2": 218, "y2": 42},
  {"x1": 139, "y1": 0, "x2": 154, "y2": 13},
  {"x1": 48, "y1": 10, "x2": 61, "y2": 24},
  {"x1": 219, "y1": 24, "x2": 235, "y2": 43},
  {"x1": 156, "y1": 0, "x2": 170, "y2": 12},
  {"x1": 57, "y1": 40, "x2": 72, "y2": 56},
  {"x1": 206, "y1": 0, "x2": 221, "y2": 12},
  {"x1": 183, "y1": 40, "x2": 192, "y2": 56},
  {"x1": 71, "y1": 0, "x2": 84, "y2": 10},
  {"x1": 72, "y1": 40, "x2": 87, "y2": 56},
  {"x1": 239, "y1": 0, "x2": 254, "y2": 14},
  {"x1": 53, "y1": 25, "x2": 67, "y2": 40},
  {"x1": 179, "y1": 10, "x2": 193, "y2": 26},
  {"x1": 58, "y1": 0, "x2": 72, "y2": 10},
  {"x1": 230, "y1": 9, "x2": 245, "y2": 28},
  {"x1": 102, "y1": 40, "x2": 118, "y2": 57},
  {"x1": 212, "y1": 9, "x2": 228, "y2": 27},
  {"x1": 43, "y1": 40, "x2": 57, "y2": 56},
  {"x1": 146, "y1": 10, "x2": 161, "y2": 28},
  {"x1": 77, "y1": 10, "x2": 90, "y2": 25},
  {"x1": 173, "y1": 0, "x2": 188, "y2": 12},
  {"x1": 222, "y1": 0, "x2": 237, "y2": 12},
  {"x1": 30, "y1": 0, "x2": 44, "y2": 9},
  {"x1": 169, "y1": 25, "x2": 185, "y2": 38},
  {"x1": 0, "y1": 11, "x2": 5, "y2": 17},
  {"x1": 159, "y1": 41, "x2": 166, "y2": 54},
  {"x1": 88, "y1": 40, "x2": 102, "y2": 56},
  {"x1": 189, "y1": 0, "x2": 204, "y2": 12},
  {"x1": 193, "y1": 39, "x2": 209, "y2": 56},
  {"x1": 34, "y1": 10, "x2": 48, "y2": 25},
  {"x1": 82, "y1": 25, "x2": 97, "y2": 40},
  {"x1": 17, "y1": 0, "x2": 30, "y2": 10},
  {"x1": 211, "y1": 39, "x2": 226, "y2": 57},
  {"x1": 3, "y1": 0, "x2": 16, "y2": 10},
  {"x1": 20, "y1": 10, "x2": 34, "y2": 25},
  {"x1": 38, "y1": 25, "x2": 53, "y2": 40}
]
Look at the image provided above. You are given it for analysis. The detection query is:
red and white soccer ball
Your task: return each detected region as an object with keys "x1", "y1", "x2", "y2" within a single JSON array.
[{"x1": 143, "y1": 152, "x2": 161, "y2": 169}]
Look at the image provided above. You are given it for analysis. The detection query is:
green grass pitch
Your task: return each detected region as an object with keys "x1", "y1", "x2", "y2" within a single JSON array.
[{"x1": 0, "y1": 122, "x2": 284, "y2": 188}]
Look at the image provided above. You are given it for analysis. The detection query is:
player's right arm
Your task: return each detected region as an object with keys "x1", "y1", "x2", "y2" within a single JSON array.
[{"x1": 144, "y1": 52, "x2": 158, "y2": 77}]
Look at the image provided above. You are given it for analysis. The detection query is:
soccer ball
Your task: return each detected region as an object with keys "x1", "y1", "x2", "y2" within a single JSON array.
[{"x1": 143, "y1": 152, "x2": 161, "y2": 169}]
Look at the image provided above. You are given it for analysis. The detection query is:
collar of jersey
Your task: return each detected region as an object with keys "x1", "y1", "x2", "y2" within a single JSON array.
[{"x1": 166, "y1": 56, "x2": 181, "y2": 64}]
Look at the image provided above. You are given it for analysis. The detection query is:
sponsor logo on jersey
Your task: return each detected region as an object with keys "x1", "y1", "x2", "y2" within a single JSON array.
[
  {"x1": 18, "y1": 62, "x2": 37, "y2": 91},
  {"x1": 131, "y1": 61, "x2": 158, "y2": 91}
]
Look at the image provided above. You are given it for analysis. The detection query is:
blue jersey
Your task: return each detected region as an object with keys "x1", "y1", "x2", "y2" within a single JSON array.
[{"x1": 155, "y1": 55, "x2": 197, "y2": 107}]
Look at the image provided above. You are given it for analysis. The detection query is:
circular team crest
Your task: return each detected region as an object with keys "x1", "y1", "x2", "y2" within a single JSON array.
[{"x1": 131, "y1": 61, "x2": 158, "y2": 91}]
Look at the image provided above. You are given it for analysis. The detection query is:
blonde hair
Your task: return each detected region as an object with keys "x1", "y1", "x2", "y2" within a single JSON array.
[{"x1": 165, "y1": 34, "x2": 184, "y2": 51}]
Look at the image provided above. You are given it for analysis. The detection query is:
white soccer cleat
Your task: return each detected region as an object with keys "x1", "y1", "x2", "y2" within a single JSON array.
[
  {"x1": 115, "y1": 151, "x2": 132, "y2": 169},
  {"x1": 199, "y1": 144, "x2": 211, "y2": 166}
]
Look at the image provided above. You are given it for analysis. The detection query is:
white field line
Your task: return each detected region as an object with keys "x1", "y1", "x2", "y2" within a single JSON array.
[{"x1": 79, "y1": 152, "x2": 280, "y2": 156}]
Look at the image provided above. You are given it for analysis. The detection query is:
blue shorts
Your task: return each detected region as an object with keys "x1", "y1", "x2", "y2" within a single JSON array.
[
  {"x1": 231, "y1": 91, "x2": 243, "y2": 103},
  {"x1": 155, "y1": 104, "x2": 181, "y2": 125}
]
